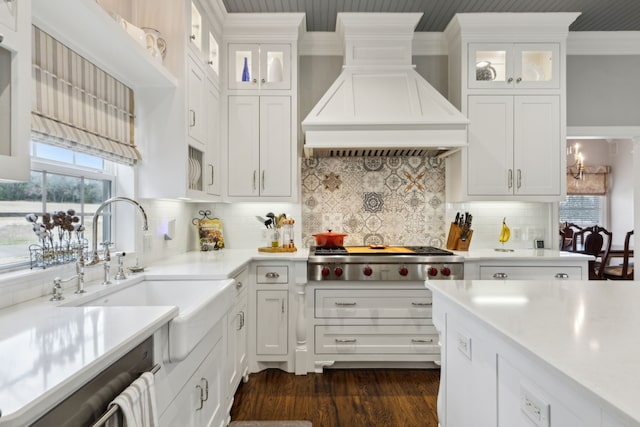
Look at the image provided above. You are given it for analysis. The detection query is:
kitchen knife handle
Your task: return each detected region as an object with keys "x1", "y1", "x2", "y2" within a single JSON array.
[{"x1": 508, "y1": 169, "x2": 513, "y2": 189}]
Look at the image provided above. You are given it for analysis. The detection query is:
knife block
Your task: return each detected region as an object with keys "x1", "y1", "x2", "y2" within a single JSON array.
[{"x1": 446, "y1": 222, "x2": 473, "y2": 251}]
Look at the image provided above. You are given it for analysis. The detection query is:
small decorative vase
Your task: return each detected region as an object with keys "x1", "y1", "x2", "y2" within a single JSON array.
[{"x1": 242, "y1": 57, "x2": 250, "y2": 82}]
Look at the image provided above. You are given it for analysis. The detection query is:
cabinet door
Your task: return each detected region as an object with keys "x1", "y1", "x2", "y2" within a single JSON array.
[
  {"x1": 256, "y1": 290, "x2": 288, "y2": 355},
  {"x1": 188, "y1": 0, "x2": 204, "y2": 56},
  {"x1": 228, "y1": 44, "x2": 260, "y2": 89},
  {"x1": 513, "y1": 96, "x2": 560, "y2": 196},
  {"x1": 227, "y1": 290, "x2": 248, "y2": 395},
  {"x1": 259, "y1": 96, "x2": 291, "y2": 197},
  {"x1": 228, "y1": 96, "x2": 260, "y2": 196},
  {"x1": 205, "y1": 80, "x2": 221, "y2": 196},
  {"x1": 259, "y1": 44, "x2": 291, "y2": 90},
  {"x1": 469, "y1": 43, "x2": 559, "y2": 90},
  {"x1": 467, "y1": 96, "x2": 514, "y2": 196},
  {"x1": 513, "y1": 43, "x2": 560, "y2": 89},
  {"x1": 198, "y1": 337, "x2": 225, "y2": 427},
  {"x1": 187, "y1": 57, "x2": 207, "y2": 146}
]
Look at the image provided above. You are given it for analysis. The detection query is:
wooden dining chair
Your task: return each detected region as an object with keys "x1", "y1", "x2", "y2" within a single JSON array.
[
  {"x1": 604, "y1": 230, "x2": 634, "y2": 280},
  {"x1": 573, "y1": 225, "x2": 612, "y2": 279},
  {"x1": 560, "y1": 222, "x2": 583, "y2": 251}
]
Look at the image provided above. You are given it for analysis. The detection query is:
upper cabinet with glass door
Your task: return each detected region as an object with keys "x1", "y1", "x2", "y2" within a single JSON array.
[
  {"x1": 188, "y1": 0, "x2": 220, "y2": 84},
  {"x1": 228, "y1": 43, "x2": 290, "y2": 90},
  {"x1": 468, "y1": 43, "x2": 559, "y2": 90}
]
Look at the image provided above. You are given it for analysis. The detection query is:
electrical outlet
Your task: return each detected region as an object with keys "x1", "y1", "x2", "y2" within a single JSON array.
[
  {"x1": 456, "y1": 333, "x2": 471, "y2": 360},
  {"x1": 512, "y1": 227, "x2": 521, "y2": 240},
  {"x1": 520, "y1": 385, "x2": 550, "y2": 427},
  {"x1": 143, "y1": 234, "x2": 152, "y2": 250}
]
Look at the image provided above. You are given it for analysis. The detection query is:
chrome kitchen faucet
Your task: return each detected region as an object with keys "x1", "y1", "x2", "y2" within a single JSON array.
[{"x1": 86, "y1": 197, "x2": 149, "y2": 266}]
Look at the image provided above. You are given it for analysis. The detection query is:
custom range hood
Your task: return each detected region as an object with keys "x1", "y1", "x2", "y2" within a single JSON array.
[{"x1": 302, "y1": 13, "x2": 468, "y2": 158}]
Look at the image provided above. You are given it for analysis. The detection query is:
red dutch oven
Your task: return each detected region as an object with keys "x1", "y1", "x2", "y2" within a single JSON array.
[{"x1": 312, "y1": 230, "x2": 348, "y2": 248}]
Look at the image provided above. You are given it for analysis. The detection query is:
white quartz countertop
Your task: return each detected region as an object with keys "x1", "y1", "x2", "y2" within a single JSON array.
[
  {"x1": 0, "y1": 302, "x2": 177, "y2": 425},
  {"x1": 426, "y1": 279, "x2": 640, "y2": 424},
  {"x1": 0, "y1": 248, "x2": 307, "y2": 424},
  {"x1": 454, "y1": 248, "x2": 594, "y2": 261}
]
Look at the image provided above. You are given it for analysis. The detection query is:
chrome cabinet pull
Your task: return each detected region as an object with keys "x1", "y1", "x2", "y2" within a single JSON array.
[
  {"x1": 236, "y1": 280, "x2": 243, "y2": 289},
  {"x1": 516, "y1": 77, "x2": 522, "y2": 83},
  {"x1": 411, "y1": 338, "x2": 434, "y2": 344},
  {"x1": 261, "y1": 78, "x2": 266, "y2": 84},
  {"x1": 252, "y1": 78, "x2": 257, "y2": 84},
  {"x1": 411, "y1": 302, "x2": 430, "y2": 306},
  {"x1": 493, "y1": 272, "x2": 508, "y2": 279},
  {"x1": 209, "y1": 164, "x2": 214, "y2": 186},
  {"x1": 335, "y1": 338, "x2": 357, "y2": 343},
  {"x1": 265, "y1": 272, "x2": 280, "y2": 279},
  {"x1": 253, "y1": 170, "x2": 257, "y2": 191},
  {"x1": 195, "y1": 384, "x2": 204, "y2": 410},
  {"x1": 190, "y1": 34, "x2": 196, "y2": 41},
  {"x1": 281, "y1": 299, "x2": 285, "y2": 313},
  {"x1": 262, "y1": 170, "x2": 265, "y2": 191},
  {"x1": 240, "y1": 311, "x2": 245, "y2": 329},
  {"x1": 201, "y1": 378, "x2": 209, "y2": 401},
  {"x1": 189, "y1": 109, "x2": 196, "y2": 127},
  {"x1": 508, "y1": 169, "x2": 513, "y2": 189},
  {"x1": 555, "y1": 273, "x2": 569, "y2": 279},
  {"x1": 517, "y1": 169, "x2": 522, "y2": 189},
  {"x1": 334, "y1": 302, "x2": 357, "y2": 306},
  {"x1": 507, "y1": 77, "x2": 514, "y2": 83}
]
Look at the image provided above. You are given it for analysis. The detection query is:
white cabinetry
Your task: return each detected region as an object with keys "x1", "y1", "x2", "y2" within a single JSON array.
[
  {"x1": 256, "y1": 290, "x2": 288, "y2": 355},
  {"x1": 463, "y1": 255, "x2": 589, "y2": 280},
  {"x1": 225, "y1": 267, "x2": 248, "y2": 418},
  {"x1": 0, "y1": 0, "x2": 30, "y2": 182},
  {"x1": 468, "y1": 43, "x2": 560, "y2": 89},
  {"x1": 133, "y1": 0, "x2": 222, "y2": 201},
  {"x1": 223, "y1": 14, "x2": 302, "y2": 202},
  {"x1": 250, "y1": 261, "x2": 297, "y2": 373},
  {"x1": 157, "y1": 317, "x2": 226, "y2": 427},
  {"x1": 227, "y1": 96, "x2": 291, "y2": 197},
  {"x1": 444, "y1": 13, "x2": 578, "y2": 202},
  {"x1": 467, "y1": 95, "x2": 560, "y2": 196},
  {"x1": 308, "y1": 283, "x2": 439, "y2": 373},
  {"x1": 228, "y1": 43, "x2": 291, "y2": 90}
]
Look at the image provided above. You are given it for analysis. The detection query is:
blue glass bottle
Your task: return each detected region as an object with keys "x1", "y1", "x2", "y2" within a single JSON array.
[{"x1": 241, "y1": 57, "x2": 250, "y2": 82}]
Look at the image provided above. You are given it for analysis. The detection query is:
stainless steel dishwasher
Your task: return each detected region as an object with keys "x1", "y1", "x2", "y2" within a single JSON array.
[{"x1": 31, "y1": 336, "x2": 154, "y2": 427}]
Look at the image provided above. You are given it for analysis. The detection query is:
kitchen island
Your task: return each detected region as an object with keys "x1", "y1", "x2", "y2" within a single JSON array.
[{"x1": 427, "y1": 279, "x2": 640, "y2": 426}]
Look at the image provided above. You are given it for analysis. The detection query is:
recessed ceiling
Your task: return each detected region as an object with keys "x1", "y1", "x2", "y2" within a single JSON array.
[{"x1": 220, "y1": 0, "x2": 640, "y2": 32}]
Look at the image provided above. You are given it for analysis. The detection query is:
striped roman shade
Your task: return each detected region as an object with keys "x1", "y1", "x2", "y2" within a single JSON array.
[{"x1": 31, "y1": 26, "x2": 140, "y2": 165}]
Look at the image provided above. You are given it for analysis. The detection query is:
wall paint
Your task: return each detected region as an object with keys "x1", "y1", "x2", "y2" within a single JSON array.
[{"x1": 567, "y1": 55, "x2": 640, "y2": 127}]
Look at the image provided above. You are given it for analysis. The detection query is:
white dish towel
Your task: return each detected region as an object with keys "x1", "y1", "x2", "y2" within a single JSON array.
[{"x1": 107, "y1": 372, "x2": 159, "y2": 427}]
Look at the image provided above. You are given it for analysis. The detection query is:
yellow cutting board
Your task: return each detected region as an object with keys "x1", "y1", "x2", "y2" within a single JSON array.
[{"x1": 345, "y1": 246, "x2": 414, "y2": 254}]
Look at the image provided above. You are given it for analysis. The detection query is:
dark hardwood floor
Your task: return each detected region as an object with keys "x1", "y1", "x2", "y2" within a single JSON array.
[{"x1": 230, "y1": 368, "x2": 440, "y2": 427}]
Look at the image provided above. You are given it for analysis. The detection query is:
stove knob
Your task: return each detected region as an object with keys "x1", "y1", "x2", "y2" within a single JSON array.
[
  {"x1": 321, "y1": 267, "x2": 331, "y2": 277},
  {"x1": 428, "y1": 267, "x2": 438, "y2": 277},
  {"x1": 334, "y1": 267, "x2": 344, "y2": 277},
  {"x1": 399, "y1": 266, "x2": 409, "y2": 276},
  {"x1": 363, "y1": 266, "x2": 373, "y2": 276},
  {"x1": 441, "y1": 267, "x2": 451, "y2": 277}
]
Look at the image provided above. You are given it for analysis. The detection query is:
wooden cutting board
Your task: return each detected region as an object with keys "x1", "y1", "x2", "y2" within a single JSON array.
[{"x1": 345, "y1": 246, "x2": 414, "y2": 254}]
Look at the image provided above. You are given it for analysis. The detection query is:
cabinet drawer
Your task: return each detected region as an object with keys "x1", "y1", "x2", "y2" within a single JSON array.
[
  {"x1": 315, "y1": 289, "x2": 431, "y2": 319},
  {"x1": 256, "y1": 265, "x2": 288, "y2": 283},
  {"x1": 315, "y1": 325, "x2": 439, "y2": 354},
  {"x1": 480, "y1": 266, "x2": 582, "y2": 280}
]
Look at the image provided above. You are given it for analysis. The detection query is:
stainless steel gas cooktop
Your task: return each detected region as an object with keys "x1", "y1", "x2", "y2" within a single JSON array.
[{"x1": 307, "y1": 246, "x2": 464, "y2": 281}]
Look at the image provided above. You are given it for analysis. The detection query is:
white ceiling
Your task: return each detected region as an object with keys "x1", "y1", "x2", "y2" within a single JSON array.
[{"x1": 220, "y1": 0, "x2": 640, "y2": 32}]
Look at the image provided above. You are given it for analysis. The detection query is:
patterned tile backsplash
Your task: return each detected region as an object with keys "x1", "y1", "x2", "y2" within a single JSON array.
[{"x1": 301, "y1": 156, "x2": 446, "y2": 247}]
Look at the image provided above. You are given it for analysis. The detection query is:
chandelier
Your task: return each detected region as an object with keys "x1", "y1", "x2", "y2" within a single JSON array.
[{"x1": 568, "y1": 142, "x2": 585, "y2": 180}]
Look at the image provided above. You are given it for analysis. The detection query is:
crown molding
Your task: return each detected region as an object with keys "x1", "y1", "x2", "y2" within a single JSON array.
[
  {"x1": 299, "y1": 29, "x2": 640, "y2": 57},
  {"x1": 567, "y1": 32, "x2": 640, "y2": 55}
]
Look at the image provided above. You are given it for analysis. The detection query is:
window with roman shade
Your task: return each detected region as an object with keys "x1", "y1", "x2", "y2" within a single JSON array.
[
  {"x1": 566, "y1": 165, "x2": 610, "y2": 195},
  {"x1": 31, "y1": 26, "x2": 140, "y2": 166}
]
